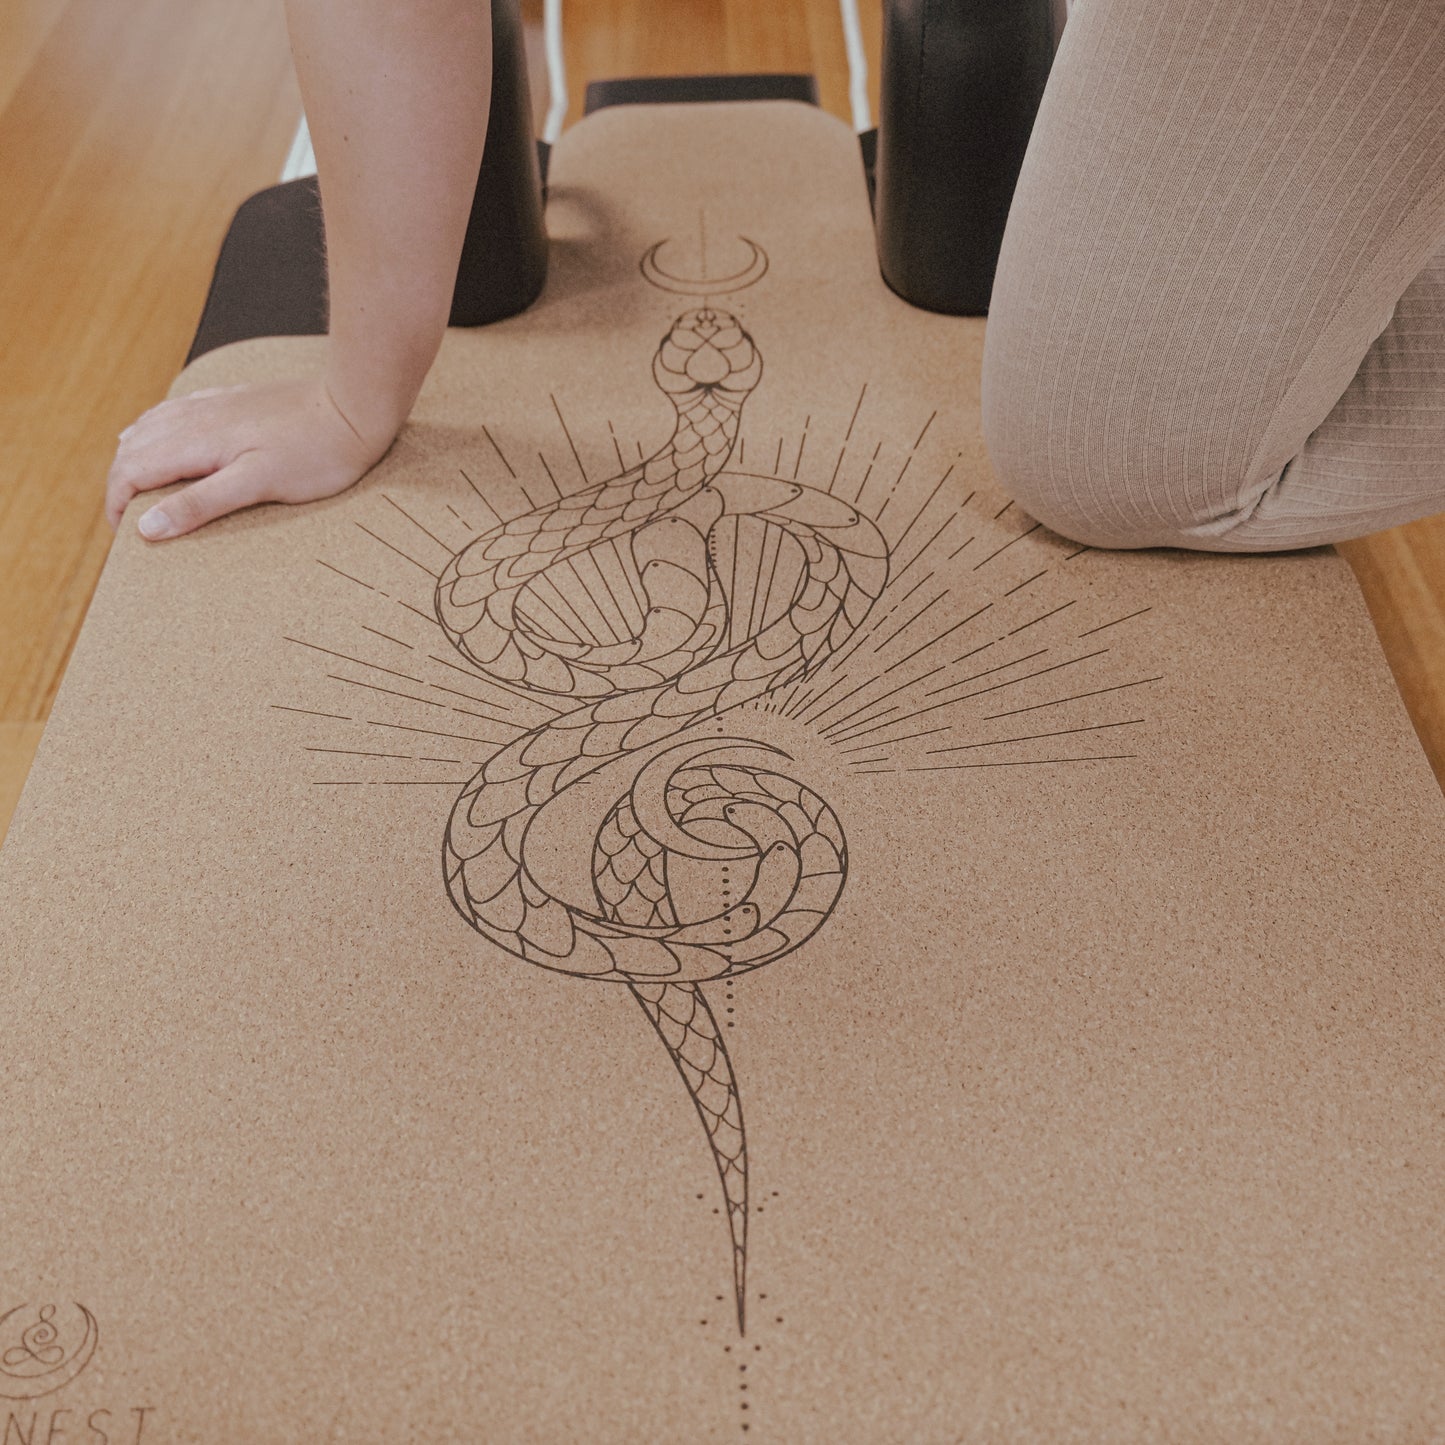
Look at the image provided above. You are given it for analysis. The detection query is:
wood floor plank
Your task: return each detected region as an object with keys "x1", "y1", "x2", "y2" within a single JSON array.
[
  {"x1": 0, "y1": 0, "x2": 68, "y2": 116},
  {"x1": 0, "y1": 0, "x2": 299, "y2": 725},
  {"x1": 1340, "y1": 519, "x2": 1445, "y2": 789}
]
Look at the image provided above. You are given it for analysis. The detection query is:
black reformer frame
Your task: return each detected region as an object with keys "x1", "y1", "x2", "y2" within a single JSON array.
[{"x1": 186, "y1": 0, "x2": 1064, "y2": 365}]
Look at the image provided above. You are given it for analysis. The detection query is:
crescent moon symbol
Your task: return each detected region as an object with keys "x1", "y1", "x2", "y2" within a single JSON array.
[
  {"x1": 0, "y1": 1304, "x2": 99, "y2": 1400},
  {"x1": 639, "y1": 238, "x2": 770, "y2": 297}
]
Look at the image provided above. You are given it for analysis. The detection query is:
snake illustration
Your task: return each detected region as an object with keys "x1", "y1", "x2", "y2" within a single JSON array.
[{"x1": 435, "y1": 285, "x2": 888, "y2": 1331}]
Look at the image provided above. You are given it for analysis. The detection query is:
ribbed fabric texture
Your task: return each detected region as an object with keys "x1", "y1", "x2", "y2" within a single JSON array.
[{"x1": 980, "y1": 0, "x2": 1445, "y2": 552}]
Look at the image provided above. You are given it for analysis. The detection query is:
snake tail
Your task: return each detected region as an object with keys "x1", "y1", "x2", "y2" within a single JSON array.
[{"x1": 630, "y1": 979, "x2": 749, "y2": 1333}]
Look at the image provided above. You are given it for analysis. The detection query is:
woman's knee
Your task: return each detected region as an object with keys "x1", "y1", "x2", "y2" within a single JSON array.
[{"x1": 978, "y1": 373, "x2": 1239, "y2": 552}]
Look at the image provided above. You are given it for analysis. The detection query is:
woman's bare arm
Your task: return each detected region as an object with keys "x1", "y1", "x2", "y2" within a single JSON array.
[{"x1": 105, "y1": 0, "x2": 492, "y2": 539}]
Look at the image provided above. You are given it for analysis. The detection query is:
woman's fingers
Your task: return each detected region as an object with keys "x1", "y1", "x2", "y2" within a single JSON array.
[
  {"x1": 134, "y1": 455, "x2": 273, "y2": 541},
  {"x1": 106, "y1": 400, "x2": 227, "y2": 527},
  {"x1": 106, "y1": 376, "x2": 392, "y2": 538}
]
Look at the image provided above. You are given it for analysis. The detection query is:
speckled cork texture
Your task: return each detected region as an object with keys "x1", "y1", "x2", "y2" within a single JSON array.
[{"x1": 3, "y1": 102, "x2": 1444, "y2": 1443}]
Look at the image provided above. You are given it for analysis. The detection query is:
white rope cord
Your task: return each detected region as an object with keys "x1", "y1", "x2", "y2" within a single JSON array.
[
  {"x1": 542, "y1": 0, "x2": 569, "y2": 144},
  {"x1": 838, "y1": 0, "x2": 872, "y2": 133}
]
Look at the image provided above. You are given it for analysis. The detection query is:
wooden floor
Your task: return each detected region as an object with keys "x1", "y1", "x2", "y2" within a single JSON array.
[{"x1": 1, "y1": 0, "x2": 1440, "y2": 842}]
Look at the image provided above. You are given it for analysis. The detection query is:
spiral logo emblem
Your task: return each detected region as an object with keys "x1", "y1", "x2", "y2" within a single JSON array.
[{"x1": 0, "y1": 1303, "x2": 99, "y2": 1400}]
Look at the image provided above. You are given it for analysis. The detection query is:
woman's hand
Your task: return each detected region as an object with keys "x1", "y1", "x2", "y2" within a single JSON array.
[
  {"x1": 105, "y1": 376, "x2": 394, "y2": 540},
  {"x1": 105, "y1": 0, "x2": 493, "y2": 541}
]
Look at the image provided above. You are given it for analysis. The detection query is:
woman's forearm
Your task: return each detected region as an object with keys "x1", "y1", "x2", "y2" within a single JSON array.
[{"x1": 285, "y1": 0, "x2": 492, "y2": 449}]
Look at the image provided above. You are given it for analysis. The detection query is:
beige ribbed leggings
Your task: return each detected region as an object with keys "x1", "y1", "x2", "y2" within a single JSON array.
[{"x1": 980, "y1": 0, "x2": 1445, "y2": 552}]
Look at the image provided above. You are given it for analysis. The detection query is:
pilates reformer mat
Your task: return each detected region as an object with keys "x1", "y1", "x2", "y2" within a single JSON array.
[{"x1": 4, "y1": 102, "x2": 1444, "y2": 1443}]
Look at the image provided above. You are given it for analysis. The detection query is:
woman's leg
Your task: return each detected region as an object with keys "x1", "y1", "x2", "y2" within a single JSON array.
[{"x1": 980, "y1": 0, "x2": 1445, "y2": 552}]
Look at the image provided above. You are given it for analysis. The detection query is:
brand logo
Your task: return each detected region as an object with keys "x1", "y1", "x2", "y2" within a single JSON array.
[{"x1": 0, "y1": 1305, "x2": 98, "y2": 1401}]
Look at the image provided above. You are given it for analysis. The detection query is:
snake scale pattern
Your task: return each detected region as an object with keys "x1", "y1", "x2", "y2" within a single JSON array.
[{"x1": 433, "y1": 305, "x2": 889, "y2": 1330}]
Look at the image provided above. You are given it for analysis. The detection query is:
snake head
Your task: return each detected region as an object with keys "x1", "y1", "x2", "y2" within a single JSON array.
[{"x1": 654, "y1": 309, "x2": 763, "y2": 398}]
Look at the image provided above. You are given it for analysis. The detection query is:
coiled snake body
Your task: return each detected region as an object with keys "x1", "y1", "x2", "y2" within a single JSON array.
[{"x1": 435, "y1": 308, "x2": 888, "y2": 1329}]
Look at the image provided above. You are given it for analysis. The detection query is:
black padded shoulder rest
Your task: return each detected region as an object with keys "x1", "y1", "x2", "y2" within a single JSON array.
[{"x1": 874, "y1": 0, "x2": 1063, "y2": 315}]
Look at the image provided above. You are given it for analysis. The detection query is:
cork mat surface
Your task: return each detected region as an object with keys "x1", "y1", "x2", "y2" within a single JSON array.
[{"x1": 4, "y1": 103, "x2": 1444, "y2": 1442}]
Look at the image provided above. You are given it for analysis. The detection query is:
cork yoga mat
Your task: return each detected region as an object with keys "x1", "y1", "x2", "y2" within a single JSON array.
[{"x1": 5, "y1": 102, "x2": 1445, "y2": 1443}]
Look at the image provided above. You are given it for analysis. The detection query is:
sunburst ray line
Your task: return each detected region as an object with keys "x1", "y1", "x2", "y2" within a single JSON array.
[
  {"x1": 1006, "y1": 600, "x2": 1076, "y2": 637},
  {"x1": 783, "y1": 667, "x2": 851, "y2": 720},
  {"x1": 316, "y1": 557, "x2": 378, "y2": 593},
  {"x1": 305, "y1": 746, "x2": 468, "y2": 763},
  {"x1": 918, "y1": 647, "x2": 1050, "y2": 701},
  {"x1": 425, "y1": 656, "x2": 567, "y2": 716},
  {"x1": 794, "y1": 601, "x2": 994, "y2": 725},
  {"x1": 360, "y1": 623, "x2": 415, "y2": 650},
  {"x1": 908, "y1": 753, "x2": 1137, "y2": 772},
  {"x1": 792, "y1": 579, "x2": 935, "y2": 697},
  {"x1": 326, "y1": 672, "x2": 523, "y2": 726},
  {"x1": 925, "y1": 718, "x2": 1146, "y2": 754},
  {"x1": 981, "y1": 674, "x2": 1163, "y2": 721},
  {"x1": 770, "y1": 678, "x2": 807, "y2": 718},
  {"x1": 835, "y1": 723, "x2": 953, "y2": 753},
  {"x1": 916, "y1": 647, "x2": 1110, "y2": 711},
  {"x1": 312, "y1": 779, "x2": 472, "y2": 787},
  {"x1": 1004, "y1": 567, "x2": 1049, "y2": 597},
  {"x1": 522, "y1": 570, "x2": 596, "y2": 643},
  {"x1": 875, "y1": 410, "x2": 938, "y2": 524},
  {"x1": 850, "y1": 588, "x2": 945, "y2": 662},
  {"x1": 1079, "y1": 605, "x2": 1153, "y2": 637},
  {"x1": 444, "y1": 503, "x2": 476, "y2": 534},
  {"x1": 612, "y1": 537, "x2": 650, "y2": 617},
  {"x1": 481, "y1": 424, "x2": 518, "y2": 479},
  {"x1": 827, "y1": 652, "x2": 1108, "y2": 746},
  {"x1": 886, "y1": 464, "x2": 954, "y2": 554},
  {"x1": 516, "y1": 586, "x2": 587, "y2": 646},
  {"x1": 823, "y1": 379, "x2": 868, "y2": 495},
  {"x1": 271, "y1": 703, "x2": 353, "y2": 722},
  {"x1": 852, "y1": 440, "x2": 884, "y2": 508},
  {"x1": 792, "y1": 416, "x2": 811, "y2": 478},
  {"x1": 971, "y1": 521, "x2": 1043, "y2": 572},
  {"x1": 365, "y1": 718, "x2": 516, "y2": 746},
  {"x1": 741, "y1": 522, "x2": 769, "y2": 641},
  {"x1": 537, "y1": 453, "x2": 565, "y2": 500},
  {"x1": 606, "y1": 419, "x2": 626, "y2": 471},
  {"x1": 751, "y1": 525, "x2": 785, "y2": 640},
  {"x1": 422, "y1": 654, "x2": 534, "y2": 713},
  {"x1": 354, "y1": 523, "x2": 439, "y2": 579},
  {"x1": 893, "y1": 516, "x2": 961, "y2": 584},
  {"x1": 594, "y1": 543, "x2": 643, "y2": 636},
  {"x1": 819, "y1": 646, "x2": 993, "y2": 735},
  {"x1": 841, "y1": 574, "x2": 946, "y2": 656},
  {"x1": 861, "y1": 571, "x2": 933, "y2": 634},
  {"x1": 870, "y1": 590, "x2": 948, "y2": 653},
  {"x1": 551, "y1": 393, "x2": 591, "y2": 486},
  {"x1": 994, "y1": 500, "x2": 1014, "y2": 521},
  {"x1": 396, "y1": 598, "x2": 439, "y2": 627},
  {"x1": 380, "y1": 494, "x2": 450, "y2": 552},
  {"x1": 797, "y1": 651, "x2": 938, "y2": 727},
  {"x1": 458, "y1": 468, "x2": 505, "y2": 524},
  {"x1": 283, "y1": 635, "x2": 515, "y2": 714},
  {"x1": 843, "y1": 383, "x2": 869, "y2": 440},
  {"x1": 563, "y1": 547, "x2": 630, "y2": 640}
]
